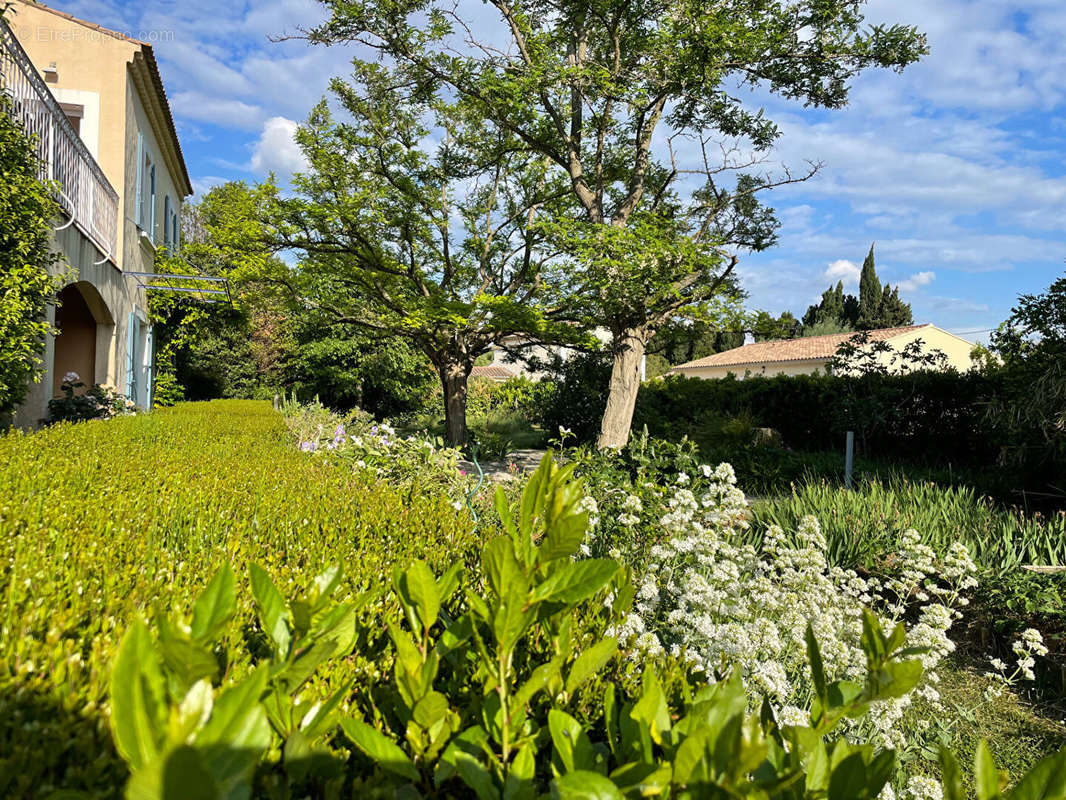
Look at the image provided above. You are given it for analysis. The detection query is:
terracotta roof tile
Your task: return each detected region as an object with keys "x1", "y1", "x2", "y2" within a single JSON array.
[
  {"x1": 671, "y1": 324, "x2": 931, "y2": 371},
  {"x1": 471, "y1": 365, "x2": 517, "y2": 380}
]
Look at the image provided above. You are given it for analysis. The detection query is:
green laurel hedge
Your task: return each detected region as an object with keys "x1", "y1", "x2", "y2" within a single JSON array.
[{"x1": 0, "y1": 400, "x2": 476, "y2": 798}]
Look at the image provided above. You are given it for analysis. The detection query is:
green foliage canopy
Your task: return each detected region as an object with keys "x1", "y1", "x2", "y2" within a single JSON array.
[
  {"x1": 987, "y1": 271, "x2": 1066, "y2": 483},
  {"x1": 308, "y1": 0, "x2": 928, "y2": 447},
  {"x1": 243, "y1": 67, "x2": 581, "y2": 443}
]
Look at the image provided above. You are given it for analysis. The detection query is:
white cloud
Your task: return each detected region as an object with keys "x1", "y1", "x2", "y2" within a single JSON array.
[
  {"x1": 249, "y1": 117, "x2": 308, "y2": 177},
  {"x1": 896, "y1": 271, "x2": 937, "y2": 292},
  {"x1": 823, "y1": 259, "x2": 861, "y2": 286},
  {"x1": 170, "y1": 92, "x2": 264, "y2": 131}
]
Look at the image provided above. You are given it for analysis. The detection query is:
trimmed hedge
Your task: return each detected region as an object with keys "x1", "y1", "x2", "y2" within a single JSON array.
[
  {"x1": 0, "y1": 401, "x2": 476, "y2": 798},
  {"x1": 635, "y1": 371, "x2": 1003, "y2": 470}
]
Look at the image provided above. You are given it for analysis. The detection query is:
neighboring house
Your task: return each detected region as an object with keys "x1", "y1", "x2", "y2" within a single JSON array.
[
  {"x1": 2, "y1": 0, "x2": 192, "y2": 426},
  {"x1": 484, "y1": 330, "x2": 646, "y2": 381},
  {"x1": 470, "y1": 364, "x2": 518, "y2": 383},
  {"x1": 669, "y1": 324, "x2": 976, "y2": 380}
]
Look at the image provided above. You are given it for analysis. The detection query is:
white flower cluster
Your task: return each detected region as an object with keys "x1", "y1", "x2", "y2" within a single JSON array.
[
  {"x1": 618, "y1": 493, "x2": 643, "y2": 527},
  {"x1": 985, "y1": 627, "x2": 1048, "y2": 698},
  {"x1": 904, "y1": 775, "x2": 944, "y2": 800},
  {"x1": 580, "y1": 495, "x2": 600, "y2": 531},
  {"x1": 609, "y1": 462, "x2": 979, "y2": 750}
]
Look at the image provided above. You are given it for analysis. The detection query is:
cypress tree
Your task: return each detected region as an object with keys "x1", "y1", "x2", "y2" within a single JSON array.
[
  {"x1": 799, "y1": 244, "x2": 917, "y2": 335},
  {"x1": 879, "y1": 284, "x2": 913, "y2": 327},
  {"x1": 857, "y1": 244, "x2": 882, "y2": 329}
]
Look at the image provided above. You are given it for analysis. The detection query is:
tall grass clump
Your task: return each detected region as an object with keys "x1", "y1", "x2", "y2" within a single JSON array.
[
  {"x1": 751, "y1": 477, "x2": 1066, "y2": 575},
  {"x1": 0, "y1": 400, "x2": 476, "y2": 796}
]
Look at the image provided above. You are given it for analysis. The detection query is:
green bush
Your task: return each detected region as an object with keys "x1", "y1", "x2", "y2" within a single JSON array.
[
  {"x1": 0, "y1": 400, "x2": 475, "y2": 797},
  {"x1": 103, "y1": 453, "x2": 1052, "y2": 800},
  {"x1": 467, "y1": 375, "x2": 556, "y2": 421},
  {"x1": 635, "y1": 371, "x2": 1003, "y2": 472},
  {"x1": 47, "y1": 372, "x2": 136, "y2": 422},
  {"x1": 537, "y1": 352, "x2": 612, "y2": 443},
  {"x1": 0, "y1": 95, "x2": 61, "y2": 419}
]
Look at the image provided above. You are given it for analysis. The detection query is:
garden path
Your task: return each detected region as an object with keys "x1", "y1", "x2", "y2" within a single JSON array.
[{"x1": 459, "y1": 449, "x2": 546, "y2": 482}]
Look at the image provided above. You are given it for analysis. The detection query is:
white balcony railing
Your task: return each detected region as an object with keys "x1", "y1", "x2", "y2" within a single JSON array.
[{"x1": 0, "y1": 18, "x2": 119, "y2": 261}]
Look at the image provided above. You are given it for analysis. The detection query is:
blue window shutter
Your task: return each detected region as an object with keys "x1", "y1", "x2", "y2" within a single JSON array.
[
  {"x1": 173, "y1": 210, "x2": 180, "y2": 252},
  {"x1": 135, "y1": 133, "x2": 143, "y2": 227},
  {"x1": 163, "y1": 196, "x2": 171, "y2": 249},
  {"x1": 150, "y1": 165, "x2": 157, "y2": 241},
  {"x1": 126, "y1": 313, "x2": 137, "y2": 400},
  {"x1": 145, "y1": 326, "x2": 154, "y2": 409}
]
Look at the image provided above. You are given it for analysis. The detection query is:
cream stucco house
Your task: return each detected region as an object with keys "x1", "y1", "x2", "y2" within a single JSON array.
[
  {"x1": 480, "y1": 329, "x2": 646, "y2": 382},
  {"x1": 669, "y1": 324, "x2": 976, "y2": 380},
  {"x1": 3, "y1": 0, "x2": 192, "y2": 425}
]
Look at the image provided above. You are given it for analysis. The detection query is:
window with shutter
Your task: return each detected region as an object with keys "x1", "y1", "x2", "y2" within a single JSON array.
[{"x1": 163, "y1": 196, "x2": 172, "y2": 249}]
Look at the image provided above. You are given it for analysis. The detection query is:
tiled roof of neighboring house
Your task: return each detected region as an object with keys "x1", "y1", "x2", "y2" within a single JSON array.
[
  {"x1": 15, "y1": 0, "x2": 192, "y2": 195},
  {"x1": 471, "y1": 364, "x2": 517, "y2": 380},
  {"x1": 671, "y1": 324, "x2": 932, "y2": 371}
]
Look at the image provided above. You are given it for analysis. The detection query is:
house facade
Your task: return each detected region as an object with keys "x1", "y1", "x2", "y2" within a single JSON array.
[
  {"x1": 479, "y1": 329, "x2": 646, "y2": 382},
  {"x1": 3, "y1": 0, "x2": 191, "y2": 426},
  {"x1": 669, "y1": 324, "x2": 977, "y2": 380}
]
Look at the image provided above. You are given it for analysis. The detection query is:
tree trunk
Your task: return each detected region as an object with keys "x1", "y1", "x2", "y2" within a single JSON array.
[
  {"x1": 596, "y1": 328, "x2": 647, "y2": 450},
  {"x1": 440, "y1": 363, "x2": 471, "y2": 447}
]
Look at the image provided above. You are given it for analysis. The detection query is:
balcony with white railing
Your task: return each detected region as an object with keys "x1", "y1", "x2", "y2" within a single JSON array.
[{"x1": 0, "y1": 18, "x2": 119, "y2": 262}]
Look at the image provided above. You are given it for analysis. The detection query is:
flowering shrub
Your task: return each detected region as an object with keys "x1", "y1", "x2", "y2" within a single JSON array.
[
  {"x1": 282, "y1": 396, "x2": 469, "y2": 495},
  {"x1": 102, "y1": 453, "x2": 1066, "y2": 800},
  {"x1": 47, "y1": 372, "x2": 136, "y2": 423},
  {"x1": 986, "y1": 628, "x2": 1050, "y2": 698},
  {"x1": 568, "y1": 429, "x2": 713, "y2": 563},
  {"x1": 611, "y1": 462, "x2": 982, "y2": 755}
]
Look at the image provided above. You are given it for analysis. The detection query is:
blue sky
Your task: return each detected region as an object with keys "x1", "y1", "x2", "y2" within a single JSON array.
[{"x1": 30, "y1": 0, "x2": 1066, "y2": 340}]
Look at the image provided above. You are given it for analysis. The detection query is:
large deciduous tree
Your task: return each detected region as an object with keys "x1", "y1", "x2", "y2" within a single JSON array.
[
  {"x1": 248, "y1": 67, "x2": 577, "y2": 445},
  {"x1": 308, "y1": 0, "x2": 927, "y2": 448}
]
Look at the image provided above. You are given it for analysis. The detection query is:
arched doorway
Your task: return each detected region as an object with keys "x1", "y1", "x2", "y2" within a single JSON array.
[{"x1": 52, "y1": 282, "x2": 112, "y2": 396}]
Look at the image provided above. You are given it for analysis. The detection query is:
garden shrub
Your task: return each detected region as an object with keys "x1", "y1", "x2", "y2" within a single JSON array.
[
  {"x1": 0, "y1": 95, "x2": 61, "y2": 420},
  {"x1": 47, "y1": 371, "x2": 136, "y2": 422},
  {"x1": 614, "y1": 463, "x2": 980, "y2": 753},
  {"x1": 100, "y1": 452, "x2": 1062, "y2": 800},
  {"x1": 635, "y1": 371, "x2": 1003, "y2": 472},
  {"x1": 534, "y1": 366, "x2": 1036, "y2": 497},
  {"x1": 537, "y1": 352, "x2": 612, "y2": 443},
  {"x1": 467, "y1": 375, "x2": 556, "y2": 421},
  {"x1": 280, "y1": 394, "x2": 469, "y2": 495},
  {"x1": 0, "y1": 400, "x2": 475, "y2": 797}
]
